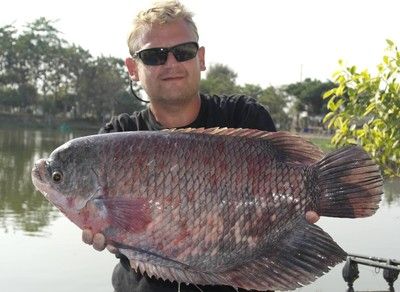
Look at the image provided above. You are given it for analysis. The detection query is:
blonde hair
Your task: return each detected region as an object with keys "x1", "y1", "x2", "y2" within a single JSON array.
[{"x1": 127, "y1": 0, "x2": 199, "y2": 56}]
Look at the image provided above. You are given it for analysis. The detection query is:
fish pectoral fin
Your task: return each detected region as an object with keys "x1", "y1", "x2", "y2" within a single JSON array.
[
  {"x1": 221, "y1": 218, "x2": 347, "y2": 291},
  {"x1": 102, "y1": 197, "x2": 152, "y2": 233}
]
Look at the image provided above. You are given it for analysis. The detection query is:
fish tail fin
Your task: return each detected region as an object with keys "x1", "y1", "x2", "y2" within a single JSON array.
[{"x1": 315, "y1": 145, "x2": 383, "y2": 218}]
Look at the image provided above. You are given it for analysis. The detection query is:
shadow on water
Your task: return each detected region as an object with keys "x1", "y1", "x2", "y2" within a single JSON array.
[
  {"x1": 0, "y1": 127, "x2": 93, "y2": 236},
  {"x1": 0, "y1": 127, "x2": 399, "y2": 236}
]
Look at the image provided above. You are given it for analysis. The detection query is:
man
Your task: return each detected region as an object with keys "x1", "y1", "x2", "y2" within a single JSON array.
[{"x1": 82, "y1": 1, "x2": 319, "y2": 291}]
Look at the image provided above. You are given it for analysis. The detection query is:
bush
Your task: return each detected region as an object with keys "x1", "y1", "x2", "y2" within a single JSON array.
[{"x1": 323, "y1": 40, "x2": 400, "y2": 177}]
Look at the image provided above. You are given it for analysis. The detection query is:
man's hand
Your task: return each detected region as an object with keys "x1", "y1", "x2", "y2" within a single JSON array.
[
  {"x1": 82, "y1": 229, "x2": 118, "y2": 253},
  {"x1": 305, "y1": 211, "x2": 320, "y2": 224}
]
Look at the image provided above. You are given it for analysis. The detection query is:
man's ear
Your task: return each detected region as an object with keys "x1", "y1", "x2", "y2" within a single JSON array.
[
  {"x1": 125, "y1": 58, "x2": 139, "y2": 81},
  {"x1": 198, "y1": 46, "x2": 206, "y2": 71}
]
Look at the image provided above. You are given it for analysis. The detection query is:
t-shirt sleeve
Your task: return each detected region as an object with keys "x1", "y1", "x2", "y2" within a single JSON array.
[
  {"x1": 244, "y1": 102, "x2": 276, "y2": 132},
  {"x1": 99, "y1": 113, "x2": 138, "y2": 133},
  {"x1": 232, "y1": 96, "x2": 277, "y2": 132}
]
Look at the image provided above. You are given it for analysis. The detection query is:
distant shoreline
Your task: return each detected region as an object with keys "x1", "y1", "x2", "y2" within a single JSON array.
[
  {"x1": 0, "y1": 112, "x2": 334, "y2": 152},
  {"x1": 0, "y1": 112, "x2": 101, "y2": 131}
]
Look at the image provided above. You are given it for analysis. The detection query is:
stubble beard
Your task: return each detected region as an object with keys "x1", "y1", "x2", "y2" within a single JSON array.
[
  {"x1": 150, "y1": 82, "x2": 199, "y2": 106},
  {"x1": 153, "y1": 92, "x2": 195, "y2": 106}
]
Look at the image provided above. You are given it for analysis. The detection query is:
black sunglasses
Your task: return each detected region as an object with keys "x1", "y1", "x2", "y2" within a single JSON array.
[{"x1": 133, "y1": 42, "x2": 199, "y2": 66}]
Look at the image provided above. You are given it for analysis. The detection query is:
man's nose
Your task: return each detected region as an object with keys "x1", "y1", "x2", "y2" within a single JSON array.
[{"x1": 163, "y1": 52, "x2": 179, "y2": 66}]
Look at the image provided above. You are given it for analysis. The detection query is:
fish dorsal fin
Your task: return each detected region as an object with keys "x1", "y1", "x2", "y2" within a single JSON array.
[{"x1": 165, "y1": 127, "x2": 324, "y2": 164}]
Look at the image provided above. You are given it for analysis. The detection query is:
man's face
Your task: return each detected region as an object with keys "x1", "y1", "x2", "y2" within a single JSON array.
[{"x1": 126, "y1": 19, "x2": 206, "y2": 105}]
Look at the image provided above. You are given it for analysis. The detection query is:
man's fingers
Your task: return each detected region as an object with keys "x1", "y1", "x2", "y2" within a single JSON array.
[
  {"x1": 106, "y1": 244, "x2": 119, "y2": 254},
  {"x1": 306, "y1": 211, "x2": 320, "y2": 224},
  {"x1": 82, "y1": 229, "x2": 94, "y2": 245},
  {"x1": 82, "y1": 229, "x2": 117, "y2": 254},
  {"x1": 93, "y1": 233, "x2": 107, "y2": 251}
]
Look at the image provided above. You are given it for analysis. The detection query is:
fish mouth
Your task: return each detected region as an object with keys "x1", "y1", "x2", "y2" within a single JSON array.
[
  {"x1": 31, "y1": 159, "x2": 65, "y2": 210},
  {"x1": 31, "y1": 159, "x2": 50, "y2": 197}
]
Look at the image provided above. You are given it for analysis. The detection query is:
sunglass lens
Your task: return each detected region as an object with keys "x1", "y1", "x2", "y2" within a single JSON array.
[
  {"x1": 140, "y1": 49, "x2": 168, "y2": 66},
  {"x1": 173, "y1": 43, "x2": 199, "y2": 62}
]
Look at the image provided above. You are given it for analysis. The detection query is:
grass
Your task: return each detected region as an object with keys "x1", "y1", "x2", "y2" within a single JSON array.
[{"x1": 302, "y1": 134, "x2": 335, "y2": 153}]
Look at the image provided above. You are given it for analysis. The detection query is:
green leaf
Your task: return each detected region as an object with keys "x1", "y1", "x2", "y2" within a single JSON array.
[
  {"x1": 323, "y1": 111, "x2": 334, "y2": 123},
  {"x1": 386, "y1": 39, "x2": 394, "y2": 47},
  {"x1": 346, "y1": 138, "x2": 357, "y2": 144},
  {"x1": 363, "y1": 103, "x2": 376, "y2": 116},
  {"x1": 323, "y1": 88, "x2": 335, "y2": 99},
  {"x1": 349, "y1": 66, "x2": 357, "y2": 74},
  {"x1": 383, "y1": 55, "x2": 389, "y2": 65}
]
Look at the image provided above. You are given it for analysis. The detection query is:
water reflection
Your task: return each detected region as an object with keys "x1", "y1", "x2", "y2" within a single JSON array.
[
  {"x1": 0, "y1": 128, "x2": 92, "y2": 235},
  {"x1": 0, "y1": 127, "x2": 399, "y2": 236},
  {"x1": 383, "y1": 177, "x2": 400, "y2": 206}
]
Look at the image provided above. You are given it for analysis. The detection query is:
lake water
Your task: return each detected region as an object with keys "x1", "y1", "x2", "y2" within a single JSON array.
[{"x1": 0, "y1": 127, "x2": 399, "y2": 292}]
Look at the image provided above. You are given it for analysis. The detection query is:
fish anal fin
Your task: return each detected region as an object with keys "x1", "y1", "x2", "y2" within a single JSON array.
[
  {"x1": 125, "y1": 254, "x2": 230, "y2": 288},
  {"x1": 103, "y1": 197, "x2": 152, "y2": 233},
  {"x1": 220, "y1": 218, "x2": 347, "y2": 291},
  {"x1": 113, "y1": 218, "x2": 345, "y2": 291}
]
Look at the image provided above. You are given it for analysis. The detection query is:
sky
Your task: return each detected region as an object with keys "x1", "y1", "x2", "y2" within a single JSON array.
[{"x1": 1, "y1": 0, "x2": 400, "y2": 87}]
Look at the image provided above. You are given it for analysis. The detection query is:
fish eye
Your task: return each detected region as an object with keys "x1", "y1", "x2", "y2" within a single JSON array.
[{"x1": 52, "y1": 171, "x2": 63, "y2": 183}]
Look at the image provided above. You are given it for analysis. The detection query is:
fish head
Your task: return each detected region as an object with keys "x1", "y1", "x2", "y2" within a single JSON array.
[{"x1": 31, "y1": 139, "x2": 101, "y2": 221}]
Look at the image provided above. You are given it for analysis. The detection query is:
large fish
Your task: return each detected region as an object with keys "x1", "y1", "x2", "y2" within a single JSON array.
[{"x1": 31, "y1": 128, "x2": 383, "y2": 291}]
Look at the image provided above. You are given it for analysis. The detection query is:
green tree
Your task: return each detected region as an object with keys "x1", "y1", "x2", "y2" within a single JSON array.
[
  {"x1": 0, "y1": 19, "x2": 69, "y2": 113},
  {"x1": 258, "y1": 86, "x2": 290, "y2": 130},
  {"x1": 87, "y1": 56, "x2": 136, "y2": 121},
  {"x1": 18, "y1": 18, "x2": 66, "y2": 95},
  {"x1": 323, "y1": 39, "x2": 400, "y2": 177},
  {"x1": 60, "y1": 44, "x2": 94, "y2": 118},
  {"x1": 0, "y1": 18, "x2": 143, "y2": 120},
  {"x1": 0, "y1": 25, "x2": 18, "y2": 85},
  {"x1": 200, "y1": 63, "x2": 238, "y2": 95},
  {"x1": 237, "y1": 83, "x2": 264, "y2": 99},
  {"x1": 285, "y1": 78, "x2": 336, "y2": 115}
]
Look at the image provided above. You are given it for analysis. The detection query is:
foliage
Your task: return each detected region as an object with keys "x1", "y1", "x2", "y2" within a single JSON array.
[
  {"x1": 257, "y1": 86, "x2": 291, "y2": 130},
  {"x1": 200, "y1": 63, "x2": 238, "y2": 95},
  {"x1": 285, "y1": 78, "x2": 336, "y2": 115},
  {"x1": 323, "y1": 40, "x2": 400, "y2": 177},
  {"x1": 0, "y1": 18, "x2": 144, "y2": 122}
]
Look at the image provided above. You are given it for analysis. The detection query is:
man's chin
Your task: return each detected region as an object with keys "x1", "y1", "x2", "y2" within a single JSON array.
[
  {"x1": 153, "y1": 91, "x2": 197, "y2": 105},
  {"x1": 158, "y1": 96, "x2": 193, "y2": 105}
]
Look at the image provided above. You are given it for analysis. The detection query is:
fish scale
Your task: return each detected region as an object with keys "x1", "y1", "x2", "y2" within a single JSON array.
[
  {"x1": 136, "y1": 135, "x2": 264, "y2": 266},
  {"x1": 32, "y1": 128, "x2": 383, "y2": 290}
]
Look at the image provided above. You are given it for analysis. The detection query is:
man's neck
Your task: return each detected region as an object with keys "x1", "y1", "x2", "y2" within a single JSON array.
[{"x1": 149, "y1": 94, "x2": 201, "y2": 128}]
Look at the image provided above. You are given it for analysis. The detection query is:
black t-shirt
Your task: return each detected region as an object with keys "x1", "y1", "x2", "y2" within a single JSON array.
[
  {"x1": 100, "y1": 93, "x2": 276, "y2": 133},
  {"x1": 102, "y1": 93, "x2": 276, "y2": 292}
]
